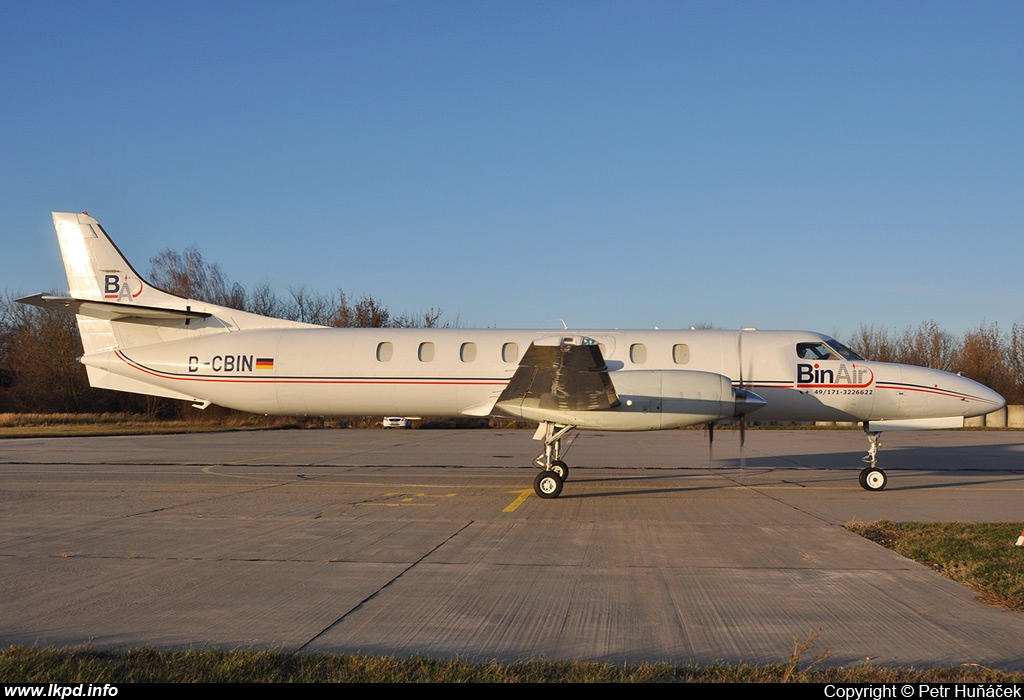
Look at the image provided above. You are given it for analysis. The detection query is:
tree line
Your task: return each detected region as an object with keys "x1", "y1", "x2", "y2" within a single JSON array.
[{"x1": 2, "y1": 246, "x2": 1023, "y2": 414}]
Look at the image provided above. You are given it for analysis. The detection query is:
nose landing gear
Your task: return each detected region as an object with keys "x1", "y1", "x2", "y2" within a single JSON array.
[{"x1": 859, "y1": 430, "x2": 887, "y2": 491}]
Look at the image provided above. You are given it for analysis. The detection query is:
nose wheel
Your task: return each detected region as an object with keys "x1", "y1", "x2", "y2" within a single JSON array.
[{"x1": 858, "y1": 466, "x2": 887, "y2": 491}]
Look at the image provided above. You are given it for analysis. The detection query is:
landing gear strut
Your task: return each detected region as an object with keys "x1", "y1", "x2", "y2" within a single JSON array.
[
  {"x1": 858, "y1": 429, "x2": 887, "y2": 491},
  {"x1": 531, "y1": 422, "x2": 575, "y2": 498}
]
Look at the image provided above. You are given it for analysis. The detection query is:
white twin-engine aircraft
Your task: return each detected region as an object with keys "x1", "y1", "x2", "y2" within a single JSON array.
[{"x1": 20, "y1": 212, "x2": 1005, "y2": 499}]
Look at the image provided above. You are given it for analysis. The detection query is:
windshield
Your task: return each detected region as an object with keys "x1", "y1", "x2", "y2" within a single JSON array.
[
  {"x1": 796, "y1": 338, "x2": 864, "y2": 361},
  {"x1": 826, "y1": 338, "x2": 864, "y2": 361}
]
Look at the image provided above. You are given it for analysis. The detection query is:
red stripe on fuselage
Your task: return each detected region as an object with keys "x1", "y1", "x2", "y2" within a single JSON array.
[{"x1": 115, "y1": 351, "x2": 509, "y2": 387}]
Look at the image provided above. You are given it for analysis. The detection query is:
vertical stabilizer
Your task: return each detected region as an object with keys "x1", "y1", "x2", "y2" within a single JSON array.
[
  {"x1": 18, "y1": 211, "x2": 316, "y2": 404},
  {"x1": 52, "y1": 212, "x2": 183, "y2": 308},
  {"x1": 49, "y1": 212, "x2": 192, "y2": 355}
]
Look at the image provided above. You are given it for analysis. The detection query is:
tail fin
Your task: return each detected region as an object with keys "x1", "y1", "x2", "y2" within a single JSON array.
[
  {"x1": 19, "y1": 212, "x2": 312, "y2": 356},
  {"x1": 52, "y1": 211, "x2": 186, "y2": 309},
  {"x1": 18, "y1": 211, "x2": 313, "y2": 404}
]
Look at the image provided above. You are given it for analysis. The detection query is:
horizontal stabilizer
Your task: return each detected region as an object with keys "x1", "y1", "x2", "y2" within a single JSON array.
[{"x1": 16, "y1": 294, "x2": 211, "y2": 322}]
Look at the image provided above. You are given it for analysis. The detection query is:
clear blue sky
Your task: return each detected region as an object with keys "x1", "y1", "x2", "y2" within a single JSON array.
[{"x1": 3, "y1": 1, "x2": 1022, "y2": 338}]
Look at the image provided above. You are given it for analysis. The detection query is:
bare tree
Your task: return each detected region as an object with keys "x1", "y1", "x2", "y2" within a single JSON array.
[
  {"x1": 1008, "y1": 321, "x2": 1024, "y2": 404},
  {"x1": 0, "y1": 292, "x2": 90, "y2": 412},
  {"x1": 148, "y1": 246, "x2": 246, "y2": 309},
  {"x1": 896, "y1": 320, "x2": 959, "y2": 371},
  {"x1": 353, "y1": 295, "x2": 391, "y2": 328},
  {"x1": 248, "y1": 278, "x2": 285, "y2": 319},
  {"x1": 848, "y1": 324, "x2": 898, "y2": 363},
  {"x1": 955, "y1": 322, "x2": 1012, "y2": 401},
  {"x1": 286, "y1": 285, "x2": 332, "y2": 325}
]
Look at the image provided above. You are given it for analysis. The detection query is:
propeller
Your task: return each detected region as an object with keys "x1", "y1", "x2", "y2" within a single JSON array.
[
  {"x1": 738, "y1": 329, "x2": 746, "y2": 466},
  {"x1": 706, "y1": 420, "x2": 714, "y2": 461},
  {"x1": 705, "y1": 329, "x2": 766, "y2": 465},
  {"x1": 732, "y1": 328, "x2": 768, "y2": 467}
]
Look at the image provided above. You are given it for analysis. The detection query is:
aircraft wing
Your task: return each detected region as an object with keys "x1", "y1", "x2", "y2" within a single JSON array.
[
  {"x1": 16, "y1": 294, "x2": 211, "y2": 322},
  {"x1": 496, "y1": 336, "x2": 620, "y2": 414}
]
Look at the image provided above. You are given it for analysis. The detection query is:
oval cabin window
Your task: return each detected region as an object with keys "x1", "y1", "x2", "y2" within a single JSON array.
[
  {"x1": 630, "y1": 343, "x2": 647, "y2": 364},
  {"x1": 673, "y1": 344, "x2": 689, "y2": 365},
  {"x1": 502, "y1": 342, "x2": 518, "y2": 363}
]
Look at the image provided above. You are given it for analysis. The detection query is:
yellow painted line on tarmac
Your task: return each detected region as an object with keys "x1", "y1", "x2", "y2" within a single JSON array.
[{"x1": 503, "y1": 489, "x2": 533, "y2": 512}]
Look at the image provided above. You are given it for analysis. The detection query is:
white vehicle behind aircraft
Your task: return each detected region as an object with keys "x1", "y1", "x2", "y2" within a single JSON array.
[{"x1": 19, "y1": 212, "x2": 1005, "y2": 498}]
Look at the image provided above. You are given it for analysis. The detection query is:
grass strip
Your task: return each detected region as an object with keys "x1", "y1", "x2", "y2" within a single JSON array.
[
  {"x1": 2, "y1": 646, "x2": 1023, "y2": 683},
  {"x1": 846, "y1": 520, "x2": 1024, "y2": 612}
]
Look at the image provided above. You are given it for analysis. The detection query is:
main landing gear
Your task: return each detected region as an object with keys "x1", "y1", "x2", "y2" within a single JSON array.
[
  {"x1": 532, "y1": 422, "x2": 574, "y2": 499},
  {"x1": 859, "y1": 429, "x2": 887, "y2": 491}
]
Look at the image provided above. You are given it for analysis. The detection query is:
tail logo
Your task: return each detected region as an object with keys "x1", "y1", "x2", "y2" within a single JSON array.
[{"x1": 103, "y1": 274, "x2": 144, "y2": 301}]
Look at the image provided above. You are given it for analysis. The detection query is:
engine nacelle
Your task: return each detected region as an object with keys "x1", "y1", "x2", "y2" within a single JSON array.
[{"x1": 498, "y1": 369, "x2": 753, "y2": 431}]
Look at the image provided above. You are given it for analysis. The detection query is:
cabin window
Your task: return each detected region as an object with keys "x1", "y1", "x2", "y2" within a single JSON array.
[
  {"x1": 376, "y1": 341, "x2": 393, "y2": 362},
  {"x1": 630, "y1": 343, "x2": 647, "y2": 364},
  {"x1": 460, "y1": 342, "x2": 477, "y2": 363},
  {"x1": 673, "y1": 344, "x2": 689, "y2": 365},
  {"x1": 502, "y1": 342, "x2": 518, "y2": 363},
  {"x1": 418, "y1": 342, "x2": 435, "y2": 362}
]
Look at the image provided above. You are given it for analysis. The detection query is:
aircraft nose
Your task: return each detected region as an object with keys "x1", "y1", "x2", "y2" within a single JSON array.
[{"x1": 952, "y1": 373, "x2": 1005, "y2": 417}]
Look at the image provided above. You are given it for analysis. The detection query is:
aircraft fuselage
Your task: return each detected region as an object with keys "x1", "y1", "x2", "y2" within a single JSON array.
[{"x1": 80, "y1": 327, "x2": 1002, "y2": 427}]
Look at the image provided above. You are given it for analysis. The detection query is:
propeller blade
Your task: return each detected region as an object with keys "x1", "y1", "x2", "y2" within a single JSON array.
[
  {"x1": 738, "y1": 329, "x2": 744, "y2": 390},
  {"x1": 739, "y1": 415, "x2": 746, "y2": 468}
]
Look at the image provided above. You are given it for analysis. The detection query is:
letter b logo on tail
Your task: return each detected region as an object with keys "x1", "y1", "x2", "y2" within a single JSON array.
[{"x1": 104, "y1": 275, "x2": 120, "y2": 298}]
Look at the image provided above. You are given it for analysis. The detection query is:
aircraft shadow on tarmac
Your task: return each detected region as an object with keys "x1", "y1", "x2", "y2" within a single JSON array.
[{"x1": 555, "y1": 441, "x2": 1024, "y2": 498}]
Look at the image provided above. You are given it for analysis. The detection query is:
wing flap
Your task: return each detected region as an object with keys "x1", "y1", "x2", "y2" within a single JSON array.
[{"x1": 496, "y1": 337, "x2": 620, "y2": 413}]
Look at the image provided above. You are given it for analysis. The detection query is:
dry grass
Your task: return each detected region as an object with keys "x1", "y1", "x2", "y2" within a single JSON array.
[
  {"x1": 2, "y1": 646, "x2": 1022, "y2": 683},
  {"x1": 846, "y1": 520, "x2": 1024, "y2": 612}
]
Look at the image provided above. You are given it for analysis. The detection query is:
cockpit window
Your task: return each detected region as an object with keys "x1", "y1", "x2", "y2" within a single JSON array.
[
  {"x1": 797, "y1": 343, "x2": 835, "y2": 360},
  {"x1": 825, "y1": 338, "x2": 864, "y2": 361},
  {"x1": 796, "y1": 339, "x2": 864, "y2": 362}
]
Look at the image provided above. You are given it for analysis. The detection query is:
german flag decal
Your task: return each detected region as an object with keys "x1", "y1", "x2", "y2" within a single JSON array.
[{"x1": 255, "y1": 358, "x2": 274, "y2": 370}]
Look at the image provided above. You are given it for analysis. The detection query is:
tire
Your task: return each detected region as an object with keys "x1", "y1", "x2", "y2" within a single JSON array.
[
  {"x1": 549, "y1": 460, "x2": 569, "y2": 481},
  {"x1": 534, "y1": 471, "x2": 563, "y2": 499},
  {"x1": 860, "y1": 467, "x2": 887, "y2": 492}
]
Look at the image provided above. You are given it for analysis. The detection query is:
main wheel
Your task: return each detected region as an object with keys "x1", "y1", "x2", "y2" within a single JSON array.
[
  {"x1": 549, "y1": 460, "x2": 569, "y2": 481},
  {"x1": 859, "y1": 467, "x2": 887, "y2": 492},
  {"x1": 534, "y1": 471, "x2": 564, "y2": 499}
]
